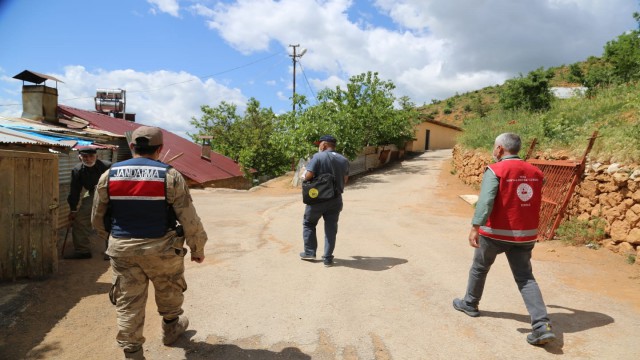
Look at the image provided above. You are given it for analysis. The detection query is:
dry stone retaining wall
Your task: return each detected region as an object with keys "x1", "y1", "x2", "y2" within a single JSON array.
[{"x1": 451, "y1": 145, "x2": 640, "y2": 264}]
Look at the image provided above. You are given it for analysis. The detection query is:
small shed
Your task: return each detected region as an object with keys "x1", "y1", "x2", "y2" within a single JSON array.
[
  {"x1": 406, "y1": 118, "x2": 463, "y2": 152},
  {"x1": 0, "y1": 116, "x2": 117, "y2": 281}
]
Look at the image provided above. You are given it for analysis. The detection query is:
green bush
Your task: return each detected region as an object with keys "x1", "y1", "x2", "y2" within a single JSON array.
[{"x1": 555, "y1": 217, "x2": 607, "y2": 246}]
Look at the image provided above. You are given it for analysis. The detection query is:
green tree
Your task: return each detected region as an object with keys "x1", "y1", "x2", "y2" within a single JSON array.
[
  {"x1": 603, "y1": 13, "x2": 640, "y2": 83},
  {"x1": 499, "y1": 67, "x2": 554, "y2": 112},
  {"x1": 189, "y1": 98, "x2": 290, "y2": 178},
  {"x1": 188, "y1": 101, "x2": 243, "y2": 159}
]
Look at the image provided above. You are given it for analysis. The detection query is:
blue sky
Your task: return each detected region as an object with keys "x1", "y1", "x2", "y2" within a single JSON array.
[{"x1": 0, "y1": 0, "x2": 637, "y2": 137}]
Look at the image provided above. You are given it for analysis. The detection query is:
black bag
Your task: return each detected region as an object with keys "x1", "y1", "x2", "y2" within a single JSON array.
[{"x1": 302, "y1": 173, "x2": 336, "y2": 204}]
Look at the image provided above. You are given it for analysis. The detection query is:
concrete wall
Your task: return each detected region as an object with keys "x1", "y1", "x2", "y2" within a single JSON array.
[{"x1": 406, "y1": 122, "x2": 461, "y2": 152}]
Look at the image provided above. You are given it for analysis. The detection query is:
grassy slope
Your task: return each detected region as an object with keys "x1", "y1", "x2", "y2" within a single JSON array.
[{"x1": 418, "y1": 65, "x2": 640, "y2": 163}]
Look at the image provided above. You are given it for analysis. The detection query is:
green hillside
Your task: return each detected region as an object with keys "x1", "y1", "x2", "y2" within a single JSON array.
[{"x1": 419, "y1": 65, "x2": 640, "y2": 163}]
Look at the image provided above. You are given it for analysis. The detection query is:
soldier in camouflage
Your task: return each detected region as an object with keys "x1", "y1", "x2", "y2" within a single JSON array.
[{"x1": 92, "y1": 126, "x2": 208, "y2": 359}]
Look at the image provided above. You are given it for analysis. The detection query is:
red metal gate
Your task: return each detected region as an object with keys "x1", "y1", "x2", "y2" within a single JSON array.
[{"x1": 526, "y1": 132, "x2": 598, "y2": 241}]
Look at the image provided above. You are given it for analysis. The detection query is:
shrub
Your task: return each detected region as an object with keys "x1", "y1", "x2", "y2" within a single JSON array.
[{"x1": 555, "y1": 217, "x2": 607, "y2": 246}]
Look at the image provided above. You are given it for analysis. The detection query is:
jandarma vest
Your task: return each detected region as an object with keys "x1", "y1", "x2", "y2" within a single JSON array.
[
  {"x1": 107, "y1": 157, "x2": 172, "y2": 238},
  {"x1": 478, "y1": 158, "x2": 543, "y2": 243}
]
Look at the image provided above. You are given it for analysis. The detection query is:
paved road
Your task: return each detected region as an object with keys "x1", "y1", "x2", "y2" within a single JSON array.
[{"x1": 2, "y1": 150, "x2": 638, "y2": 359}]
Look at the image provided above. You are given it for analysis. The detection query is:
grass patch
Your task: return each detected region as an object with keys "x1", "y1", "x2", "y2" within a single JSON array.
[
  {"x1": 453, "y1": 82, "x2": 640, "y2": 163},
  {"x1": 555, "y1": 217, "x2": 607, "y2": 246},
  {"x1": 627, "y1": 254, "x2": 637, "y2": 265}
]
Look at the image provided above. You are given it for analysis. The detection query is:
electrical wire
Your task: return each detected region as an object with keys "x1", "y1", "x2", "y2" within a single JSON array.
[
  {"x1": 0, "y1": 52, "x2": 284, "y2": 106},
  {"x1": 297, "y1": 60, "x2": 318, "y2": 105}
]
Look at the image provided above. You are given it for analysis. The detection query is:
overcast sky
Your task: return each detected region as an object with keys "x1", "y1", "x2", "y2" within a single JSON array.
[{"x1": 0, "y1": 0, "x2": 637, "y2": 137}]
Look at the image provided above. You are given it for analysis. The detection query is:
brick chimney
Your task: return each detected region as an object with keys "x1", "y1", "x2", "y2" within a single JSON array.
[{"x1": 13, "y1": 70, "x2": 63, "y2": 123}]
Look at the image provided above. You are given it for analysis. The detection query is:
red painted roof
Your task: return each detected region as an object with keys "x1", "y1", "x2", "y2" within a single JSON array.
[{"x1": 58, "y1": 105, "x2": 245, "y2": 184}]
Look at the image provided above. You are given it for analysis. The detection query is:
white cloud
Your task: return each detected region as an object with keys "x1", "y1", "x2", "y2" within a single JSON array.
[
  {"x1": 147, "y1": 0, "x2": 181, "y2": 17},
  {"x1": 193, "y1": 0, "x2": 638, "y2": 105},
  {"x1": 54, "y1": 66, "x2": 246, "y2": 137}
]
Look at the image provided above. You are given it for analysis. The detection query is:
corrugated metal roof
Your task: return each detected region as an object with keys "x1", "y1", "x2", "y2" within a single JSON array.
[
  {"x1": 0, "y1": 119, "x2": 74, "y2": 149},
  {"x1": 13, "y1": 70, "x2": 64, "y2": 84},
  {"x1": 58, "y1": 105, "x2": 245, "y2": 184},
  {"x1": 0, "y1": 116, "x2": 119, "y2": 151}
]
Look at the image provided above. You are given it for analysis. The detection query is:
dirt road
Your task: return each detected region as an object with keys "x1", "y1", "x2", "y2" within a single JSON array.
[{"x1": 1, "y1": 150, "x2": 639, "y2": 359}]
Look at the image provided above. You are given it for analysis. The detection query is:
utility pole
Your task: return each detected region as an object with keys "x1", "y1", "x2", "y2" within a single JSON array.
[{"x1": 289, "y1": 44, "x2": 306, "y2": 113}]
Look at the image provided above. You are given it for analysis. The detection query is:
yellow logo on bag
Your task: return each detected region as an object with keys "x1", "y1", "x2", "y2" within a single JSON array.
[{"x1": 309, "y1": 188, "x2": 319, "y2": 198}]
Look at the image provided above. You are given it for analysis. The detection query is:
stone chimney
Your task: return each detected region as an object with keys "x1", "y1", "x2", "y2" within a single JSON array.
[
  {"x1": 13, "y1": 70, "x2": 64, "y2": 123},
  {"x1": 200, "y1": 136, "x2": 212, "y2": 161}
]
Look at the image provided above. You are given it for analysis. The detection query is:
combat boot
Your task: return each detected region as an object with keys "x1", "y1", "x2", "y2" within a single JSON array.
[{"x1": 162, "y1": 315, "x2": 189, "y2": 345}]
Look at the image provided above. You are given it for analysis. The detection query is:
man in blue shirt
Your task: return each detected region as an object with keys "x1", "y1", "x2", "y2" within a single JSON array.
[{"x1": 300, "y1": 135, "x2": 350, "y2": 267}]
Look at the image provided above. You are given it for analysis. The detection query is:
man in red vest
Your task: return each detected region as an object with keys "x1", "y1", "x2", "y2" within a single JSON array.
[{"x1": 453, "y1": 132, "x2": 556, "y2": 346}]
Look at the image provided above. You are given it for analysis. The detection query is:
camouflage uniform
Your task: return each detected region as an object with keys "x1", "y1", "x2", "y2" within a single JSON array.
[{"x1": 92, "y1": 166, "x2": 207, "y2": 352}]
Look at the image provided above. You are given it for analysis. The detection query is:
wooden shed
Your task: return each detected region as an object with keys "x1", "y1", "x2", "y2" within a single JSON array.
[{"x1": 0, "y1": 149, "x2": 60, "y2": 281}]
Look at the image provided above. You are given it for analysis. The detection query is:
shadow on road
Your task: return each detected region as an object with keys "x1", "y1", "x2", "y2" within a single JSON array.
[
  {"x1": 335, "y1": 256, "x2": 408, "y2": 271},
  {"x1": 172, "y1": 331, "x2": 312, "y2": 359},
  {"x1": 480, "y1": 304, "x2": 614, "y2": 355},
  {"x1": 0, "y1": 238, "x2": 111, "y2": 359}
]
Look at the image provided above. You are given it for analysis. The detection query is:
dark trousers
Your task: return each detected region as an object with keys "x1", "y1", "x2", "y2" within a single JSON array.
[
  {"x1": 463, "y1": 235, "x2": 551, "y2": 330},
  {"x1": 302, "y1": 196, "x2": 343, "y2": 260}
]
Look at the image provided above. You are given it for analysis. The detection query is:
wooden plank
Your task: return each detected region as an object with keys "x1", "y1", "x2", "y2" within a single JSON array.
[
  {"x1": 29, "y1": 158, "x2": 44, "y2": 278},
  {"x1": 13, "y1": 157, "x2": 31, "y2": 279},
  {"x1": 0, "y1": 155, "x2": 15, "y2": 280},
  {"x1": 43, "y1": 156, "x2": 59, "y2": 274}
]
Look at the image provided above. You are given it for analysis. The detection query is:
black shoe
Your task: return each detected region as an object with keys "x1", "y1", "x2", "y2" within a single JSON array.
[
  {"x1": 299, "y1": 252, "x2": 315, "y2": 260},
  {"x1": 452, "y1": 298, "x2": 480, "y2": 317},
  {"x1": 527, "y1": 323, "x2": 556, "y2": 345},
  {"x1": 323, "y1": 258, "x2": 334, "y2": 267},
  {"x1": 64, "y1": 252, "x2": 92, "y2": 260}
]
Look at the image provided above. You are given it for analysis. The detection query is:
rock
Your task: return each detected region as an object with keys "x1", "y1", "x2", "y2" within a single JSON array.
[
  {"x1": 633, "y1": 190, "x2": 640, "y2": 202},
  {"x1": 610, "y1": 220, "x2": 630, "y2": 242},
  {"x1": 577, "y1": 212, "x2": 591, "y2": 221},
  {"x1": 578, "y1": 197, "x2": 593, "y2": 213},
  {"x1": 636, "y1": 247, "x2": 640, "y2": 265},
  {"x1": 628, "y1": 180, "x2": 638, "y2": 192},
  {"x1": 591, "y1": 204, "x2": 603, "y2": 217},
  {"x1": 618, "y1": 241, "x2": 634, "y2": 254},
  {"x1": 598, "y1": 192, "x2": 620, "y2": 209},
  {"x1": 603, "y1": 206, "x2": 623, "y2": 222},
  {"x1": 630, "y1": 169, "x2": 640, "y2": 180},
  {"x1": 578, "y1": 180, "x2": 598, "y2": 199},
  {"x1": 613, "y1": 172, "x2": 629, "y2": 185},
  {"x1": 627, "y1": 228, "x2": 640, "y2": 245},
  {"x1": 598, "y1": 181, "x2": 619, "y2": 193},
  {"x1": 630, "y1": 204, "x2": 640, "y2": 215},
  {"x1": 607, "y1": 163, "x2": 621, "y2": 174},
  {"x1": 625, "y1": 209, "x2": 640, "y2": 227},
  {"x1": 603, "y1": 239, "x2": 619, "y2": 252}
]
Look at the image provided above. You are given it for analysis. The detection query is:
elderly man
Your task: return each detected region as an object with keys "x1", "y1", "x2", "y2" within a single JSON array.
[
  {"x1": 92, "y1": 126, "x2": 208, "y2": 359},
  {"x1": 452, "y1": 132, "x2": 556, "y2": 346},
  {"x1": 66, "y1": 146, "x2": 111, "y2": 259}
]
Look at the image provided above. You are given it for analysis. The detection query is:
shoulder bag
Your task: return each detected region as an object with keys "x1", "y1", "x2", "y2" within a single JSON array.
[{"x1": 302, "y1": 152, "x2": 338, "y2": 205}]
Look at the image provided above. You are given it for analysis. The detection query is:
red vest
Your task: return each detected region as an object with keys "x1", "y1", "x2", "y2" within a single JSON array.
[{"x1": 478, "y1": 158, "x2": 543, "y2": 243}]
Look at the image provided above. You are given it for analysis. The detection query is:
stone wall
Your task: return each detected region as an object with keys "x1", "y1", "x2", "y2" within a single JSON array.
[{"x1": 451, "y1": 144, "x2": 640, "y2": 264}]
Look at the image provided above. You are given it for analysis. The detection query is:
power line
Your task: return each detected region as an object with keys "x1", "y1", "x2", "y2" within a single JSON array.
[
  {"x1": 0, "y1": 52, "x2": 283, "y2": 106},
  {"x1": 297, "y1": 60, "x2": 317, "y2": 105}
]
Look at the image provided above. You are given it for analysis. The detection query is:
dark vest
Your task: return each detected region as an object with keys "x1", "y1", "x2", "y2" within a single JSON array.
[{"x1": 107, "y1": 157, "x2": 171, "y2": 238}]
